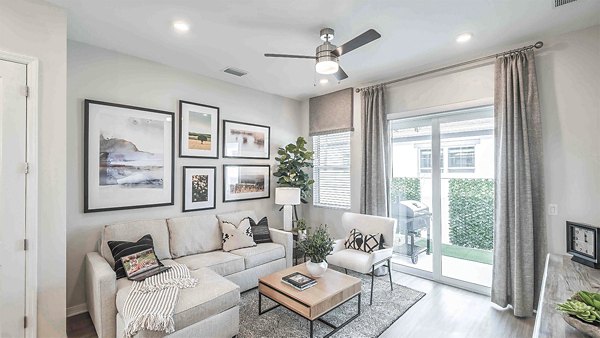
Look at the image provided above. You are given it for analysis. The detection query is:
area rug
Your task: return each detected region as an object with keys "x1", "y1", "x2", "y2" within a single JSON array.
[{"x1": 238, "y1": 268, "x2": 425, "y2": 338}]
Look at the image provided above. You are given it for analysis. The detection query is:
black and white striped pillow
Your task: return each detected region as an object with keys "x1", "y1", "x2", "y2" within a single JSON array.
[
  {"x1": 249, "y1": 217, "x2": 272, "y2": 244},
  {"x1": 107, "y1": 234, "x2": 163, "y2": 279}
]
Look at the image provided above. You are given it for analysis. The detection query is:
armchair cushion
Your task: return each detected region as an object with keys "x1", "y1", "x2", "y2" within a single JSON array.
[{"x1": 327, "y1": 247, "x2": 393, "y2": 274}]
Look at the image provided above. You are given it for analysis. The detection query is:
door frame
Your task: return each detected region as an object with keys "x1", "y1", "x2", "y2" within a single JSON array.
[
  {"x1": 0, "y1": 50, "x2": 39, "y2": 338},
  {"x1": 387, "y1": 98, "x2": 493, "y2": 296}
]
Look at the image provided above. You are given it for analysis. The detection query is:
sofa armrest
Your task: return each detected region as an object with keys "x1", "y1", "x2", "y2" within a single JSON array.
[
  {"x1": 269, "y1": 228, "x2": 293, "y2": 268},
  {"x1": 331, "y1": 239, "x2": 345, "y2": 254},
  {"x1": 370, "y1": 247, "x2": 394, "y2": 268},
  {"x1": 86, "y1": 252, "x2": 117, "y2": 338}
]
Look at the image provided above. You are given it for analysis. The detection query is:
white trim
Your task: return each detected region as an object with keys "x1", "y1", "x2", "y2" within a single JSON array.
[
  {"x1": 387, "y1": 97, "x2": 494, "y2": 121},
  {"x1": 0, "y1": 50, "x2": 39, "y2": 338},
  {"x1": 67, "y1": 303, "x2": 88, "y2": 318}
]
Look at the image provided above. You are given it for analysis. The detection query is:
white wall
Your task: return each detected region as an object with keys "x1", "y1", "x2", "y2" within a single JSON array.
[
  {"x1": 537, "y1": 25, "x2": 600, "y2": 256},
  {"x1": 66, "y1": 41, "x2": 303, "y2": 311},
  {"x1": 0, "y1": 0, "x2": 67, "y2": 336},
  {"x1": 305, "y1": 24, "x2": 600, "y2": 256}
]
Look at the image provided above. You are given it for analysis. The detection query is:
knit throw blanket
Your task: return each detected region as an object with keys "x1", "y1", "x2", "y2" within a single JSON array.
[{"x1": 122, "y1": 263, "x2": 197, "y2": 338}]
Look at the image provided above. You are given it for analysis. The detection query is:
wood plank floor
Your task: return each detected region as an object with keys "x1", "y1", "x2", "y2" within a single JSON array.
[{"x1": 67, "y1": 271, "x2": 534, "y2": 337}]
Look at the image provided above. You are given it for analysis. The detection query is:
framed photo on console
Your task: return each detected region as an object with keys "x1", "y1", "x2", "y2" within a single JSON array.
[
  {"x1": 182, "y1": 166, "x2": 217, "y2": 212},
  {"x1": 223, "y1": 165, "x2": 270, "y2": 202},
  {"x1": 223, "y1": 120, "x2": 270, "y2": 159},
  {"x1": 179, "y1": 101, "x2": 219, "y2": 158},
  {"x1": 84, "y1": 99, "x2": 174, "y2": 213}
]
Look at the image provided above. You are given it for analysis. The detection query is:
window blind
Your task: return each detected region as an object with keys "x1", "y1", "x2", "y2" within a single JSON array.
[
  {"x1": 312, "y1": 132, "x2": 351, "y2": 209},
  {"x1": 309, "y1": 88, "x2": 354, "y2": 136}
]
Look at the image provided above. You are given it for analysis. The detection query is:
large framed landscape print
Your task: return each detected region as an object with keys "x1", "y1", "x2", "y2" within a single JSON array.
[
  {"x1": 179, "y1": 101, "x2": 219, "y2": 158},
  {"x1": 223, "y1": 165, "x2": 270, "y2": 202},
  {"x1": 84, "y1": 100, "x2": 175, "y2": 212},
  {"x1": 223, "y1": 120, "x2": 270, "y2": 159},
  {"x1": 183, "y1": 166, "x2": 216, "y2": 212}
]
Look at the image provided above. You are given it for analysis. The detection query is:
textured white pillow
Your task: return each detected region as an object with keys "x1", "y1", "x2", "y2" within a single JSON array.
[{"x1": 220, "y1": 217, "x2": 256, "y2": 252}]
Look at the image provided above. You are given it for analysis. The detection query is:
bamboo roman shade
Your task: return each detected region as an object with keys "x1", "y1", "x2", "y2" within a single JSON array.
[{"x1": 309, "y1": 88, "x2": 354, "y2": 136}]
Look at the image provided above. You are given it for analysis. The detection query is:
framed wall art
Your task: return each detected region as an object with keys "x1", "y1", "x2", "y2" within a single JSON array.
[
  {"x1": 222, "y1": 120, "x2": 270, "y2": 159},
  {"x1": 223, "y1": 164, "x2": 270, "y2": 202},
  {"x1": 179, "y1": 100, "x2": 219, "y2": 158},
  {"x1": 84, "y1": 99, "x2": 175, "y2": 212},
  {"x1": 182, "y1": 166, "x2": 216, "y2": 212}
]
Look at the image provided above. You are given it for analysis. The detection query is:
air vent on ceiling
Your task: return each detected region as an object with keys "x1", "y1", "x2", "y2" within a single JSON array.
[
  {"x1": 554, "y1": 0, "x2": 577, "y2": 7},
  {"x1": 223, "y1": 67, "x2": 248, "y2": 77}
]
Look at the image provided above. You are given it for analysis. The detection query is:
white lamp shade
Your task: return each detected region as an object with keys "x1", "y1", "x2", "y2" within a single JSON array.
[{"x1": 275, "y1": 187, "x2": 301, "y2": 205}]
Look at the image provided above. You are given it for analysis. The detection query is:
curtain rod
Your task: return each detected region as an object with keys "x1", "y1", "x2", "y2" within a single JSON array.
[{"x1": 355, "y1": 41, "x2": 544, "y2": 93}]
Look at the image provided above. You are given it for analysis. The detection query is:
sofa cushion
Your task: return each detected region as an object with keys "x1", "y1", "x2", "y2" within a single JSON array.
[
  {"x1": 174, "y1": 251, "x2": 245, "y2": 276},
  {"x1": 100, "y1": 218, "x2": 171, "y2": 268},
  {"x1": 229, "y1": 243, "x2": 285, "y2": 269},
  {"x1": 249, "y1": 217, "x2": 272, "y2": 244},
  {"x1": 167, "y1": 215, "x2": 222, "y2": 258},
  {"x1": 116, "y1": 263, "x2": 239, "y2": 332},
  {"x1": 216, "y1": 210, "x2": 258, "y2": 225},
  {"x1": 220, "y1": 217, "x2": 256, "y2": 252}
]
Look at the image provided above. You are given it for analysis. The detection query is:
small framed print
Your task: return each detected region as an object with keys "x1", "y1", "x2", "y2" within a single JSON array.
[
  {"x1": 223, "y1": 120, "x2": 270, "y2": 159},
  {"x1": 84, "y1": 99, "x2": 174, "y2": 213},
  {"x1": 183, "y1": 166, "x2": 216, "y2": 212},
  {"x1": 223, "y1": 165, "x2": 270, "y2": 202},
  {"x1": 179, "y1": 101, "x2": 219, "y2": 158}
]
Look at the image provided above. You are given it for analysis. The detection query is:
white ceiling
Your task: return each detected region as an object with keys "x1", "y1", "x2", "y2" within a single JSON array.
[{"x1": 49, "y1": 0, "x2": 600, "y2": 100}]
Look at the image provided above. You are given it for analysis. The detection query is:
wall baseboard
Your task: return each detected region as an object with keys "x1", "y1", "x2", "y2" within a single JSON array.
[{"x1": 67, "y1": 303, "x2": 88, "y2": 317}]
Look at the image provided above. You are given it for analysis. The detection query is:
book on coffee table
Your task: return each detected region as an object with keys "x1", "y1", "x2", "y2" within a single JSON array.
[{"x1": 281, "y1": 272, "x2": 317, "y2": 291}]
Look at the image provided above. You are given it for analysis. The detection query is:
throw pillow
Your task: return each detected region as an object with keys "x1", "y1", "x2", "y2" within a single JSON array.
[
  {"x1": 107, "y1": 234, "x2": 163, "y2": 279},
  {"x1": 362, "y1": 233, "x2": 384, "y2": 253},
  {"x1": 249, "y1": 217, "x2": 272, "y2": 244},
  {"x1": 220, "y1": 217, "x2": 257, "y2": 252},
  {"x1": 344, "y1": 228, "x2": 363, "y2": 250}
]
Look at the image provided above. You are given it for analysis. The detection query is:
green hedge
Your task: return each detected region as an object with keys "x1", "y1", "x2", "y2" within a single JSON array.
[
  {"x1": 448, "y1": 178, "x2": 494, "y2": 250},
  {"x1": 391, "y1": 177, "x2": 421, "y2": 202}
]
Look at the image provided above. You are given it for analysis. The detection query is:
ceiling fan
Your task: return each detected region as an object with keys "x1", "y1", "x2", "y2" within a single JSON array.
[{"x1": 264, "y1": 28, "x2": 381, "y2": 81}]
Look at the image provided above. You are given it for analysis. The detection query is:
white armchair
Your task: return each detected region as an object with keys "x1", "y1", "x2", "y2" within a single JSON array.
[{"x1": 326, "y1": 212, "x2": 396, "y2": 305}]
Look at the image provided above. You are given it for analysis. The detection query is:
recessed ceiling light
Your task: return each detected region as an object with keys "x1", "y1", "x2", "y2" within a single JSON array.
[
  {"x1": 319, "y1": 78, "x2": 329, "y2": 85},
  {"x1": 173, "y1": 21, "x2": 190, "y2": 33},
  {"x1": 456, "y1": 33, "x2": 472, "y2": 43}
]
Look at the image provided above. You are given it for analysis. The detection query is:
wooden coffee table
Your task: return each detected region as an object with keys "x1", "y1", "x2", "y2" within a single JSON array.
[{"x1": 258, "y1": 263, "x2": 362, "y2": 338}]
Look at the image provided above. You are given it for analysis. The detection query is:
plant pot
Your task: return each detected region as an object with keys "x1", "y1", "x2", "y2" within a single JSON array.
[{"x1": 306, "y1": 260, "x2": 328, "y2": 277}]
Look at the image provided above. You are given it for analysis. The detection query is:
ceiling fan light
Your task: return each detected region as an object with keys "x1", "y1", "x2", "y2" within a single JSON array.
[{"x1": 315, "y1": 60, "x2": 339, "y2": 75}]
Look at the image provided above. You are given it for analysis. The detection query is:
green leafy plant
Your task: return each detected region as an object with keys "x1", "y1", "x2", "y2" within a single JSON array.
[
  {"x1": 557, "y1": 290, "x2": 600, "y2": 324},
  {"x1": 390, "y1": 177, "x2": 421, "y2": 202},
  {"x1": 273, "y1": 137, "x2": 314, "y2": 203},
  {"x1": 295, "y1": 219, "x2": 307, "y2": 232},
  {"x1": 448, "y1": 178, "x2": 494, "y2": 250},
  {"x1": 299, "y1": 225, "x2": 334, "y2": 263}
]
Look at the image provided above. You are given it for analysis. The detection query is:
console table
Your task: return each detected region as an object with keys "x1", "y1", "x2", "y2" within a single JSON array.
[{"x1": 534, "y1": 253, "x2": 600, "y2": 337}]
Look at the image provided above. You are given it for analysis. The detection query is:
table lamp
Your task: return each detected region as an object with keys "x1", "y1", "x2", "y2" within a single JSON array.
[{"x1": 275, "y1": 187, "x2": 300, "y2": 231}]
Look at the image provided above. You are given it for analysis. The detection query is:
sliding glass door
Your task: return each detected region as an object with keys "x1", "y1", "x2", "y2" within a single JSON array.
[{"x1": 389, "y1": 106, "x2": 494, "y2": 292}]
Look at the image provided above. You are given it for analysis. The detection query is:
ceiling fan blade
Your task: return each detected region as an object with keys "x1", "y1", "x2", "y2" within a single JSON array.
[
  {"x1": 333, "y1": 66, "x2": 348, "y2": 81},
  {"x1": 264, "y1": 53, "x2": 316, "y2": 59},
  {"x1": 333, "y1": 29, "x2": 381, "y2": 57}
]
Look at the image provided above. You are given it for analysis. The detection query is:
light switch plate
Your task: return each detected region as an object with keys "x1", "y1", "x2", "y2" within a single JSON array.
[{"x1": 548, "y1": 204, "x2": 558, "y2": 216}]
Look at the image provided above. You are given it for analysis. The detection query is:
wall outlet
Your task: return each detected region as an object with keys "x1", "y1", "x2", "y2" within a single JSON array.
[{"x1": 548, "y1": 204, "x2": 558, "y2": 216}]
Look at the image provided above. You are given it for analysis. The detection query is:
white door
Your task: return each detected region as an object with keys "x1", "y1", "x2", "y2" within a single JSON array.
[{"x1": 0, "y1": 59, "x2": 28, "y2": 337}]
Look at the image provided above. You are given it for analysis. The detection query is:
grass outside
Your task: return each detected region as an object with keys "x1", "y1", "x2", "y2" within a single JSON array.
[{"x1": 415, "y1": 239, "x2": 493, "y2": 265}]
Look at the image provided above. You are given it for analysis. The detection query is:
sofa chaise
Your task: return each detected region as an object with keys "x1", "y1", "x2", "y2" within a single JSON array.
[{"x1": 85, "y1": 210, "x2": 293, "y2": 338}]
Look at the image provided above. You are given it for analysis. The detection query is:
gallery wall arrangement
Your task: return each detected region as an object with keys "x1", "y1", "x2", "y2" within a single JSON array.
[
  {"x1": 84, "y1": 99, "x2": 175, "y2": 213},
  {"x1": 84, "y1": 98, "x2": 275, "y2": 213}
]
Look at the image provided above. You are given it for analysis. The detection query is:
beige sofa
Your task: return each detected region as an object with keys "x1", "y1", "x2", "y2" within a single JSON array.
[{"x1": 85, "y1": 210, "x2": 292, "y2": 338}]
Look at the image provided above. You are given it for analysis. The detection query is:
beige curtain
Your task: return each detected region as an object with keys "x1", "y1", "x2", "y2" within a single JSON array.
[
  {"x1": 360, "y1": 86, "x2": 388, "y2": 216},
  {"x1": 491, "y1": 49, "x2": 547, "y2": 317}
]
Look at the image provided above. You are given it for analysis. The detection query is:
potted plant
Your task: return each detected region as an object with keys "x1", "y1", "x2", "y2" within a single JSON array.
[
  {"x1": 295, "y1": 219, "x2": 308, "y2": 241},
  {"x1": 273, "y1": 137, "x2": 314, "y2": 218},
  {"x1": 299, "y1": 225, "x2": 334, "y2": 277}
]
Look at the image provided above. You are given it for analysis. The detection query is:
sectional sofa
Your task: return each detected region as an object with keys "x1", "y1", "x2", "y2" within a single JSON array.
[{"x1": 85, "y1": 210, "x2": 293, "y2": 338}]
